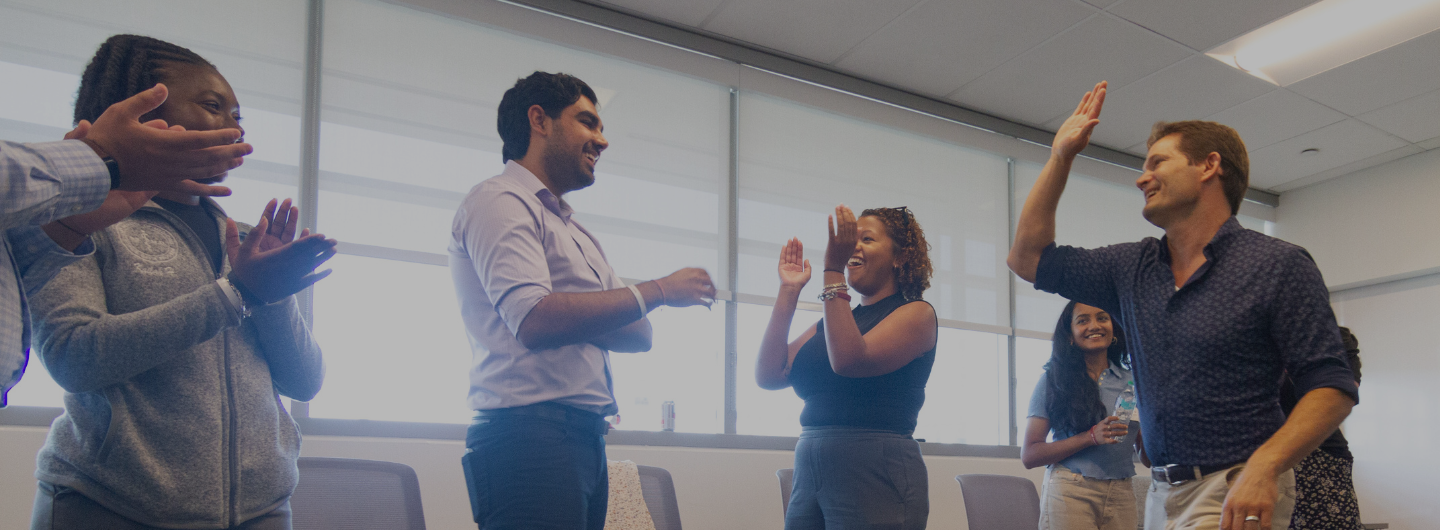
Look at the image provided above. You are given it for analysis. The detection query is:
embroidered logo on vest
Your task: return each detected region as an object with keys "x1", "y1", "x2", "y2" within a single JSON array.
[{"x1": 115, "y1": 219, "x2": 180, "y2": 266}]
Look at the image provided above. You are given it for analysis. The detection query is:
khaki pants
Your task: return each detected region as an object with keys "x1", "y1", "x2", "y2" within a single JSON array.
[
  {"x1": 1040, "y1": 465, "x2": 1138, "y2": 530},
  {"x1": 1145, "y1": 464, "x2": 1295, "y2": 530}
]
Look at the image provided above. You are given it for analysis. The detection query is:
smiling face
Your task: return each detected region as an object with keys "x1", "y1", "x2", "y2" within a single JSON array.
[
  {"x1": 845, "y1": 215, "x2": 899, "y2": 297},
  {"x1": 143, "y1": 62, "x2": 243, "y2": 185},
  {"x1": 1136, "y1": 134, "x2": 1206, "y2": 229},
  {"x1": 1069, "y1": 302, "x2": 1114, "y2": 355},
  {"x1": 540, "y1": 96, "x2": 608, "y2": 193}
]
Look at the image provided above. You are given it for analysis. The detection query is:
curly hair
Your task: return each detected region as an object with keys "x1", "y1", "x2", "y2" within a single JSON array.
[
  {"x1": 859, "y1": 207, "x2": 931, "y2": 301},
  {"x1": 74, "y1": 34, "x2": 214, "y2": 125}
]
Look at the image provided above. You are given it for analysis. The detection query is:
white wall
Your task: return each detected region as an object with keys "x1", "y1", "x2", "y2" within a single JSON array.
[
  {"x1": 1276, "y1": 147, "x2": 1440, "y2": 530},
  {"x1": 1276, "y1": 148, "x2": 1440, "y2": 291},
  {"x1": 0, "y1": 427, "x2": 1048, "y2": 530}
]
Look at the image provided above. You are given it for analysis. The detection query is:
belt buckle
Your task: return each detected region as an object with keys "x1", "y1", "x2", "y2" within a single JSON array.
[{"x1": 1163, "y1": 464, "x2": 1185, "y2": 485}]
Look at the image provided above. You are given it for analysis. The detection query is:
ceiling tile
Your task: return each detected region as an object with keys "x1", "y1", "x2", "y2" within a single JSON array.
[
  {"x1": 1419, "y1": 136, "x2": 1440, "y2": 151},
  {"x1": 834, "y1": 0, "x2": 1093, "y2": 98},
  {"x1": 1248, "y1": 119, "x2": 1409, "y2": 190},
  {"x1": 1288, "y1": 29, "x2": 1440, "y2": 116},
  {"x1": 592, "y1": 0, "x2": 728, "y2": 27},
  {"x1": 1108, "y1": 0, "x2": 1320, "y2": 51},
  {"x1": 1084, "y1": 55, "x2": 1275, "y2": 150},
  {"x1": 1203, "y1": 89, "x2": 1346, "y2": 151},
  {"x1": 1356, "y1": 89, "x2": 1440, "y2": 144},
  {"x1": 947, "y1": 14, "x2": 1190, "y2": 126},
  {"x1": 1081, "y1": 0, "x2": 1124, "y2": 8},
  {"x1": 701, "y1": 0, "x2": 923, "y2": 64}
]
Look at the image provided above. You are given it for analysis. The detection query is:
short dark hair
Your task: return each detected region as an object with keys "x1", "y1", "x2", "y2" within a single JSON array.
[
  {"x1": 74, "y1": 34, "x2": 214, "y2": 125},
  {"x1": 496, "y1": 72, "x2": 598, "y2": 163},
  {"x1": 858, "y1": 207, "x2": 932, "y2": 301},
  {"x1": 1147, "y1": 121, "x2": 1250, "y2": 215}
]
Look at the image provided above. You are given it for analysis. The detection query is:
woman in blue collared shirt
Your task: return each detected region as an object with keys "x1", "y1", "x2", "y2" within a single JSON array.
[{"x1": 1023, "y1": 300, "x2": 1142, "y2": 530}]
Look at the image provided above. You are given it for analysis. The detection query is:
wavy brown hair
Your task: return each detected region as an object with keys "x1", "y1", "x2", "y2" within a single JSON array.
[{"x1": 860, "y1": 207, "x2": 932, "y2": 301}]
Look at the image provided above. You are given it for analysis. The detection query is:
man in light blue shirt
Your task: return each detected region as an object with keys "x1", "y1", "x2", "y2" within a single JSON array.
[
  {"x1": 449, "y1": 71, "x2": 716, "y2": 530},
  {"x1": 0, "y1": 84, "x2": 250, "y2": 406}
]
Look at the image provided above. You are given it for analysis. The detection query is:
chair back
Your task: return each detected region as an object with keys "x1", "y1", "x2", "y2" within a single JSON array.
[
  {"x1": 1131, "y1": 474, "x2": 1151, "y2": 529},
  {"x1": 292, "y1": 457, "x2": 426, "y2": 530},
  {"x1": 777, "y1": 468, "x2": 794, "y2": 517},
  {"x1": 636, "y1": 465, "x2": 683, "y2": 530},
  {"x1": 955, "y1": 474, "x2": 1039, "y2": 530}
]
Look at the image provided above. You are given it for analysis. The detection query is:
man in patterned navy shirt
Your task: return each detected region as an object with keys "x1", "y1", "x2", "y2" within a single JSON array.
[{"x1": 1008, "y1": 81, "x2": 1358, "y2": 530}]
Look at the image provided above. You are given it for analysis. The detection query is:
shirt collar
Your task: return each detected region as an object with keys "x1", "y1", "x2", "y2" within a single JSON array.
[
  {"x1": 1157, "y1": 216, "x2": 1244, "y2": 264},
  {"x1": 501, "y1": 160, "x2": 573, "y2": 221}
]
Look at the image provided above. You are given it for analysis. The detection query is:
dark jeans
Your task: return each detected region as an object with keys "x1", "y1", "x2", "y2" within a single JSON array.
[
  {"x1": 785, "y1": 426, "x2": 929, "y2": 530},
  {"x1": 30, "y1": 481, "x2": 292, "y2": 530},
  {"x1": 463, "y1": 402, "x2": 610, "y2": 530}
]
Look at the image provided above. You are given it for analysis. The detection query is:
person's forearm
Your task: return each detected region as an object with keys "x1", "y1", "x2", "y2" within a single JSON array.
[
  {"x1": 515, "y1": 281, "x2": 662, "y2": 350},
  {"x1": 36, "y1": 279, "x2": 240, "y2": 393},
  {"x1": 1245, "y1": 387, "x2": 1354, "y2": 476},
  {"x1": 1007, "y1": 153, "x2": 1071, "y2": 283},
  {"x1": 820, "y1": 271, "x2": 870, "y2": 376},
  {"x1": 1022, "y1": 431, "x2": 1097, "y2": 469},
  {"x1": 591, "y1": 318, "x2": 653, "y2": 353},
  {"x1": 757, "y1": 286, "x2": 802, "y2": 390},
  {"x1": 251, "y1": 296, "x2": 326, "y2": 401}
]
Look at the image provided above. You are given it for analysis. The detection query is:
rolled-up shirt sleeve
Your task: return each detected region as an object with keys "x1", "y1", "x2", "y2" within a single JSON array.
[
  {"x1": 457, "y1": 187, "x2": 552, "y2": 337},
  {"x1": 1034, "y1": 242, "x2": 1139, "y2": 316},
  {"x1": 1271, "y1": 248, "x2": 1359, "y2": 405}
]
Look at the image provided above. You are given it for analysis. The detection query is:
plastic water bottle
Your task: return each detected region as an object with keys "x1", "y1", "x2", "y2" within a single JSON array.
[{"x1": 1113, "y1": 382, "x2": 1137, "y2": 424}]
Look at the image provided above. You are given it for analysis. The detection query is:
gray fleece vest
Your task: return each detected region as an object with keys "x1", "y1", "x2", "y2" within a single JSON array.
[{"x1": 28, "y1": 201, "x2": 324, "y2": 528}]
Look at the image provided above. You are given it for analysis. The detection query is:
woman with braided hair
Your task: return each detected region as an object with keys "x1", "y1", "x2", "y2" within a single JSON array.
[
  {"x1": 756, "y1": 204, "x2": 937, "y2": 529},
  {"x1": 27, "y1": 34, "x2": 336, "y2": 529}
]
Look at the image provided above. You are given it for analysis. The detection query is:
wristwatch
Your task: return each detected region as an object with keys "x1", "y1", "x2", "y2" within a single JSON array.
[{"x1": 104, "y1": 156, "x2": 121, "y2": 189}]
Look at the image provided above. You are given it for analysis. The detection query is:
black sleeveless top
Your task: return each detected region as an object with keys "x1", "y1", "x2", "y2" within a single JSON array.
[{"x1": 789, "y1": 293, "x2": 937, "y2": 434}]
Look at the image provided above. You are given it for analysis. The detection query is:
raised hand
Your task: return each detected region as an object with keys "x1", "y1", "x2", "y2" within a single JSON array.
[
  {"x1": 656, "y1": 268, "x2": 717, "y2": 308},
  {"x1": 252, "y1": 199, "x2": 301, "y2": 252},
  {"x1": 1053, "y1": 81, "x2": 1107, "y2": 161},
  {"x1": 225, "y1": 216, "x2": 337, "y2": 305},
  {"x1": 82, "y1": 84, "x2": 250, "y2": 197},
  {"x1": 777, "y1": 237, "x2": 811, "y2": 290},
  {"x1": 824, "y1": 204, "x2": 858, "y2": 273}
]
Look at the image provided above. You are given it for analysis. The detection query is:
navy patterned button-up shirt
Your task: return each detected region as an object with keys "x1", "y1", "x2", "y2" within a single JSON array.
[{"x1": 1035, "y1": 217, "x2": 1358, "y2": 468}]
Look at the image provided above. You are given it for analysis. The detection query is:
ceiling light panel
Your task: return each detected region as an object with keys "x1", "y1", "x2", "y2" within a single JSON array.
[{"x1": 1207, "y1": 0, "x2": 1440, "y2": 86}]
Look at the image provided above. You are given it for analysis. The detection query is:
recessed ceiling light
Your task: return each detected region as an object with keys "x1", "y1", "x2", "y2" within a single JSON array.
[
  {"x1": 1206, "y1": 0, "x2": 1440, "y2": 86},
  {"x1": 1301, "y1": 148, "x2": 1321, "y2": 156}
]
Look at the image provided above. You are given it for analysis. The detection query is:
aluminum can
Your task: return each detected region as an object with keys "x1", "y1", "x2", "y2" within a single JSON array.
[{"x1": 660, "y1": 401, "x2": 675, "y2": 431}]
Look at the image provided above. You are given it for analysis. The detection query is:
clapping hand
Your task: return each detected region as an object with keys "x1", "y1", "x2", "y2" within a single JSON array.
[
  {"x1": 777, "y1": 237, "x2": 811, "y2": 291},
  {"x1": 226, "y1": 200, "x2": 337, "y2": 304},
  {"x1": 82, "y1": 84, "x2": 248, "y2": 197},
  {"x1": 1052, "y1": 81, "x2": 1106, "y2": 161},
  {"x1": 824, "y1": 204, "x2": 858, "y2": 273}
]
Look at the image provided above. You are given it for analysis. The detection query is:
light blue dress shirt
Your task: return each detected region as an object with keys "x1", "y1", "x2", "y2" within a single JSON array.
[
  {"x1": 1027, "y1": 361, "x2": 1140, "y2": 480},
  {"x1": 0, "y1": 140, "x2": 109, "y2": 405},
  {"x1": 449, "y1": 161, "x2": 624, "y2": 416}
]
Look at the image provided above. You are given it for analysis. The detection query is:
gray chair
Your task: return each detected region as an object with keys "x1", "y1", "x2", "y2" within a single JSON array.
[
  {"x1": 291, "y1": 457, "x2": 426, "y2": 530},
  {"x1": 955, "y1": 474, "x2": 1040, "y2": 530},
  {"x1": 636, "y1": 465, "x2": 683, "y2": 530},
  {"x1": 777, "y1": 468, "x2": 794, "y2": 517},
  {"x1": 1131, "y1": 474, "x2": 1150, "y2": 529}
]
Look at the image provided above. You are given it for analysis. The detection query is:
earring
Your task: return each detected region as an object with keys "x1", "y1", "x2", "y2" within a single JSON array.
[{"x1": 1111, "y1": 336, "x2": 1117, "y2": 344}]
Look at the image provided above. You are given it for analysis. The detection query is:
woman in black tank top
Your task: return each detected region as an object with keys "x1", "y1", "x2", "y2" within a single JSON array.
[{"x1": 755, "y1": 205, "x2": 938, "y2": 530}]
